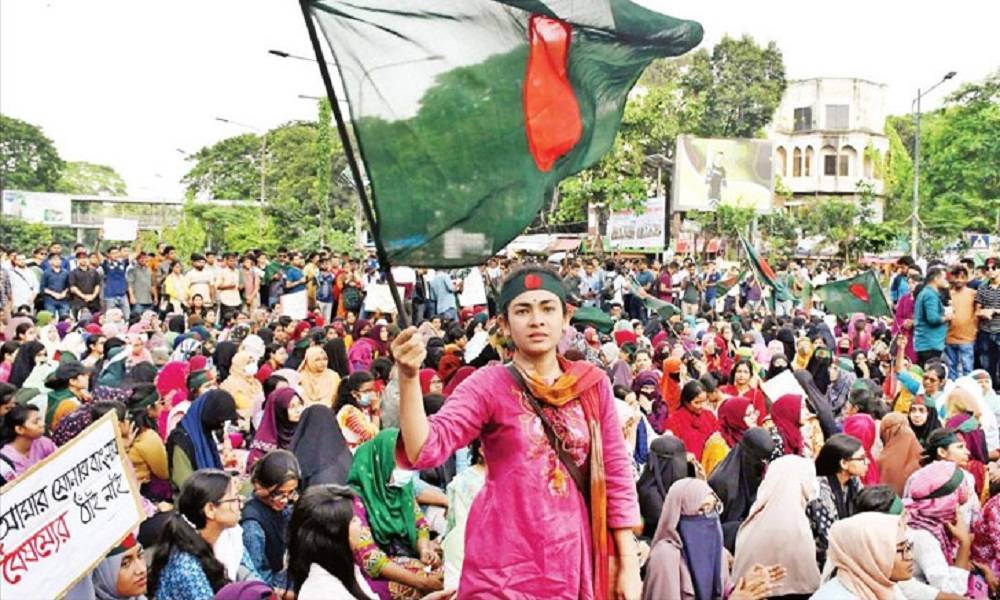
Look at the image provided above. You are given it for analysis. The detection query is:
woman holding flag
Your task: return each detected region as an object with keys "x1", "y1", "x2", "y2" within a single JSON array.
[{"x1": 392, "y1": 265, "x2": 642, "y2": 600}]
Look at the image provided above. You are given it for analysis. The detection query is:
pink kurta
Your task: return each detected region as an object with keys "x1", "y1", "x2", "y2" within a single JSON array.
[{"x1": 396, "y1": 365, "x2": 640, "y2": 600}]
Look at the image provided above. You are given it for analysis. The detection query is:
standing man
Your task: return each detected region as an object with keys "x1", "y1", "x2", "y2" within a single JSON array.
[
  {"x1": 975, "y1": 258, "x2": 1000, "y2": 391},
  {"x1": 186, "y1": 253, "x2": 215, "y2": 307},
  {"x1": 703, "y1": 261, "x2": 720, "y2": 311},
  {"x1": 945, "y1": 264, "x2": 976, "y2": 380},
  {"x1": 913, "y1": 267, "x2": 951, "y2": 366},
  {"x1": 679, "y1": 261, "x2": 702, "y2": 317},
  {"x1": 40, "y1": 253, "x2": 71, "y2": 318},
  {"x1": 69, "y1": 252, "x2": 102, "y2": 318},
  {"x1": 632, "y1": 259, "x2": 654, "y2": 320},
  {"x1": 127, "y1": 252, "x2": 157, "y2": 316},
  {"x1": 281, "y1": 252, "x2": 308, "y2": 319},
  {"x1": 890, "y1": 256, "x2": 915, "y2": 306},
  {"x1": 101, "y1": 245, "x2": 131, "y2": 319},
  {"x1": 8, "y1": 252, "x2": 39, "y2": 313},
  {"x1": 428, "y1": 270, "x2": 458, "y2": 322},
  {"x1": 239, "y1": 254, "x2": 261, "y2": 313},
  {"x1": 215, "y1": 252, "x2": 243, "y2": 325}
]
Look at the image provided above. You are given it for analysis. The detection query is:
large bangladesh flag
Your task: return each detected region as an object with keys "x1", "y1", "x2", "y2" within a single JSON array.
[
  {"x1": 738, "y1": 235, "x2": 790, "y2": 303},
  {"x1": 815, "y1": 270, "x2": 893, "y2": 318},
  {"x1": 308, "y1": 0, "x2": 703, "y2": 266}
]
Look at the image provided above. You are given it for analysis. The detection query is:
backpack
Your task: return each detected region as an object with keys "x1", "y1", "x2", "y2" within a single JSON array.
[{"x1": 342, "y1": 284, "x2": 363, "y2": 312}]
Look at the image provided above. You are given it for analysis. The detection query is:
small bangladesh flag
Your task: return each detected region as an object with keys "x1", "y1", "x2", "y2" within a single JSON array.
[
  {"x1": 308, "y1": 0, "x2": 703, "y2": 266},
  {"x1": 815, "y1": 270, "x2": 893, "y2": 318},
  {"x1": 738, "y1": 235, "x2": 790, "y2": 302},
  {"x1": 629, "y1": 276, "x2": 681, "y2": 318}
]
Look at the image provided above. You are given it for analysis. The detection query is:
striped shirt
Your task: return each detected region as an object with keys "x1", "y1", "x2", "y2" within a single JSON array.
[{"x1": 974, "y1": 283, "x2": 1000, "y2": 333}]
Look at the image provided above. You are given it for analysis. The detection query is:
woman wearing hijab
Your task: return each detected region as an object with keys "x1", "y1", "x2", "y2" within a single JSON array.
[
  {"x1": 323, "y1": 337, "x2": 351, "y2": 378},
  {"x1": 709, "y1": 428, "x2": 775, "y2": 552},
  {"x1": 664, "y1": 380, "x2": 720, "y2": 461},
  {"x1": 642, "y1": 479, "x2": 729, "y2": 600},
  {"x1": 877, "y1": 413, "x2": 923, "y2": 496},
  {"x1": 636, "y1": 435, "x2": 688, "y2": 539},
  {"x1": 903, "y1": 461, "x2": 979, "y2": 596},
  {"x1": 165, "y1": 389, "x2": 239, "y2": 492},
  {"x1": 825, "y1": 357, "x2": 857, "y2": 421},
  {"x1": 219, "y1": 351, "x2": 265, "y2": 419},
  {"x1": 8, "y1": 340, "x2": 46, "y2": 388},
  {"x1": 765, "y1": 352, "x2": 790, "y2": 381},
  {"x1": 732, "y1": 455, "x2": 821, "y2": 599},
  {"x1": 347, "y1": 429, "x2": 443, "y2": 599},
  {"x1": 247, "y1": 388, "x2": 303, "y2": 469},
  {"x1": 633, "y1": 369, "x2": 668, "y2": 435},
  {"x1": 212, "y1": 340, "x2": 239, "y2": 383},
  {"x1": 701, "y1": 396, "x2": 761, "y2": 477},
  {"x1": 810, "y1": 512, "x2": 912, "y2": 600},
  {"x1": 155, "y1": 361, "x2": 189, "y2": 440},
  {"x1": 792, "y1": 370, "x2": 836, "y2": 443},
  {"x1": 65, "y1": 533, "x2": 148, "y2": 600},
  {"x1": 907, "y1": 394, "x2": 942, "y2": 446},
  {"x1": 806, "y1": 347, "x2": 833, "y2": 395},
  {"x1": 348, "y1": 336, "x2": 377, "y2": 374},
  {"x1": 767, "y1": 394, "x2": 808, "y2": 458},
  {"x1": 290, "y1": 404, "x2": 354, "y2": 488},
  {"x1": 971, "y1": 493, "x2": 1000, "y2": 594},
  {"x1": 298, "y1": 346, "x2": 341, "y2": 407},
  {"x1": 843, "y1": 413, "x2": 881, "y2": 487},
  {"x1": 944, "y1": 386, "x2": 990, "y2": 464},
  {"x1": 660, "y1": 356, "x2": 683, "y2": 414}
]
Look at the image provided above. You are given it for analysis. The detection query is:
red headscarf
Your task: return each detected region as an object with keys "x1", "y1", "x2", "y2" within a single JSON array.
[
  {"x1": 443, "y1": 366, "x2": 475, "y2": 398},
  {"x1": 843, "y1": 414, "x2": 881, "y2": 486},
  {"x1": 418, "y1": 368, "x2": 437, "y2": 395},
  {"x1": 770, "y1": 394, "x2": 804, "y2": 456},
  {"x1": 614, "y1": 330, "x2": 637, "y2": 348},
  {"x1": 661, "y1": 357, "x2": 683, "y2": 413},
  {"x1": 717, "y1": 396, "x2": 753, "y2": 447},
  {"x1": 437, "y1": 354, "x2": 462, "y2": 387},
  {"x1": 664, "y1": 402, "x2": 720, "y2": 460}
]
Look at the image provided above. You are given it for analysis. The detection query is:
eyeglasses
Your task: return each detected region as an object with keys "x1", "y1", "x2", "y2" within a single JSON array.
[
  {"x1": 215, "y1": 496, "x2": 246, "y2": 508},
  {"x1": 896, "y1": 540, "x2": 914, "y2": 559},
  {"x1": 846, "y1": 455, "x2": 870, "y2": 463},
  {"x1": 266, "y1": 487, "x2": 300, "y2": 503}
]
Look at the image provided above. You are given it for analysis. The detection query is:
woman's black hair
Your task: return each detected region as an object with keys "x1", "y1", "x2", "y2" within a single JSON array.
[
  {"x1": 1, "y1": 341, "x2": 19, "y2": 363},
  {"x1": 924, "y1": 362, "x2": 947, "y2": 382},
  {"x1": 335, "y1": 371, "x2": 374, "y2": 411},
  {"x1": 251, "y1": 449, "x2": 301, "y2": 488},
  {"x1": 0, "y1": 382, "x2": 16, "y2": 407},
  {"x1": 14, "y1": 322, "x2": 33, "y2": 339},
  {"x1": 1, "y1": 404, "x2": 39, "y2": 445},
  {"x1": 445, "y1": 324, "x2": 466, "y2": 345},
  {"x1": 680, "y1": 380, "x2": 705, "y2": 407},
  {"x1": 612, "y1": 384, "x2": 631, "y2": 400},
  {"x1": 262, "y1": 375, "x2": 288, "y2": 400},
  {"x1": 855, "y1": 485, "x2": 899, "y2": 514},
  {"x1": 699, "y1": 373, "x2": 718, "y2": 394},
  {"x1": 85, "y1": 334, "x2": 104, "y2": 352},
  {"x1": 90, "y1": 400, "x2": 127, "y2": 423},
  {"x1": 104, "y1": 336, "x2": 126, "y2": 357},
  {"x1": 423, "y1": 393, "x2": 446, "y2": 416},
  {"x1": 369, "y1": 357, "x2": 393, "y2": 383},
  {"x1": 814, "y1": 433, "x2": 863, "y2": 477},
  {"x1": 922, "y1": 427, "x2": 960, "y2": 465},
  {"x1": 469, "y1": 438, "x2": 484, "y2": 466},
  {"x1": 729, "y1": 359, "x2": 754, "y2": 385},
  {"x1": 286, "y1": 485, "x2": 369, "y2": 599},
  {"x1": 149, "y1": 470, "x2": 232, "y2": 595},
  {"x1": 848, "y1": 386, "x2": 889, "y2": 420}
]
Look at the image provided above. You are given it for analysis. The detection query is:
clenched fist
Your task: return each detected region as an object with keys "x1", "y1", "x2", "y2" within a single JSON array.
[{"x1": 391, "y1": 327, "x2": 427, "y2": 379}]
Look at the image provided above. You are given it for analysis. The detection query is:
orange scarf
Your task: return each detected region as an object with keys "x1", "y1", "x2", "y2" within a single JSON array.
[{"x1": 519, "y1": 357, "x2": 614, "y2": 600}]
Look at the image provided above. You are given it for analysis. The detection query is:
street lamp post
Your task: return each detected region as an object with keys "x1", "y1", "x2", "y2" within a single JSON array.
[
  {"x1": 911, "y1": 71, "x2": 956, "y2": 259},
  {"x1": 215, "y1": 117, "x2": 267, "y2": 204}
]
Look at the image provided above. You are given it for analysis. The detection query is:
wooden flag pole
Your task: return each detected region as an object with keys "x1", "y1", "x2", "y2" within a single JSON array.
[{"x1": 299, "y1": 0, "x2": 410, "y2": 327}]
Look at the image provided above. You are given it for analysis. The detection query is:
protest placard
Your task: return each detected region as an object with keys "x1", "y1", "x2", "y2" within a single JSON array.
[
  {"x1": 0, "y1": 411, "x2": 144, "y2": 598},
  {"x1": 281, "y1": 290, "x2": 308, "y2": 320},
  {"x1": 363, "y1": 283, "x2": 405, "y2": 314},
  {"x1": 101, "y1": 217, "x2": 139, "y2": 241},
  {"x1": 760, "y1": 369, "x2": 808, "y2": 402}
]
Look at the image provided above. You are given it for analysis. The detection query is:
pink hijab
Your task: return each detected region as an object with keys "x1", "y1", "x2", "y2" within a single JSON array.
[
  {"x1": 642, "y1": 479, "x2": 721, "y2": 600},
  {"x1": 904, "y1": 461, "x2": 967, "y2": 565},
  {"x1": 827, "y1": 512, "x2": 906, "y2": 600},
  {"x1": 155, "y1": 361, "x2": 189, "y2": 440},
  {"x1": 843, "y1": 414, "x2": 881, "y2": 486}
]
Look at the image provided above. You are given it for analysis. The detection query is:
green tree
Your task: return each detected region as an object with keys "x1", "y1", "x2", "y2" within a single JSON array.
[
  {"x1": 161, "y1": 200, "x2": 207, "y2": 259},
  {"x1": 0, "y1": 114, "x2": 64, "y2": 191},
  {"x1": 55, "y1": 161, "x2": 128, "y2": 196},
  {"x1": 0, "y1": 217, "x2": 54, "y2": 250},
  {"x1": 685, "y1": 35, "x2": 786, "y2": 138},
  {"x1": 182, "y1": 133, "x2": 261, "y2": 200}
]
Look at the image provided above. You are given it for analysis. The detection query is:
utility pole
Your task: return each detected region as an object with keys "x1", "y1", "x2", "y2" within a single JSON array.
[{"x1": 910, "y1": 71, "x2": 956, "y2": 259}]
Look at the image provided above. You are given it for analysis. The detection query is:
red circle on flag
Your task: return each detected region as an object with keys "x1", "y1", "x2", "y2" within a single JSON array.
[
  {"x1": 524, "y1": 274, "x2": 543, "y2": 290},
  {"x1": 848, "y1": 283, "x2": 870, "y2": 303}
]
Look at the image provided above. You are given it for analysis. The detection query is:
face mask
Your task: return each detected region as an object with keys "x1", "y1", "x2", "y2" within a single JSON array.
[
  {"x1": 358, "y1": 392, "x2": 373, "y2": 407},
  {"x1": 389, "y1": 468, "x2": 417, "y2": 488},
  {"x1": 244, "y1": 362, "x2": 258, "y2": 377}
]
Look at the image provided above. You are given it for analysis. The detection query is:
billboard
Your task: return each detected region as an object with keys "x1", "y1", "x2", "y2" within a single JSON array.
[
  {"x1": 672, "y1": 135, "x2": 774, "y2": 213},
  {"x1": 607, "y1": 196, "x2": 665, "y2": 249},
  {"x1": 1, "y1": 190, "x2": 72, "y2": 226}
]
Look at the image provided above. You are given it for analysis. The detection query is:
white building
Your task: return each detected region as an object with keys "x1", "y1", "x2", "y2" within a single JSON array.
[{"x1": 767, "y1": 78, "x2": 889, "y2": 219}]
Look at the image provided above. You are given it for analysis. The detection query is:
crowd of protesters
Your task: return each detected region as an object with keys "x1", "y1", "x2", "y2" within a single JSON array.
[{"x1": 0, "y1": 239, "x2": 998, "y2": 600}]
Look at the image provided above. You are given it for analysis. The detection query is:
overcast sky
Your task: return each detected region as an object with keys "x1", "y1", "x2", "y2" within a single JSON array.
[{"x1": 2, "y1": 0, "x2": 996, "y2": 199}]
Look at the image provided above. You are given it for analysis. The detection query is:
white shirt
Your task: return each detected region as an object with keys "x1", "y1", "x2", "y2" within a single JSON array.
[
  {"x1": 909, "y1": 528, "x2": 969, "y2": 595},
  {"x1": 8, "y1": 266, "x2": 39, "y2": 308},
  {"x1": 297, "y1": 563, "x2": 377, "y2": 600}
]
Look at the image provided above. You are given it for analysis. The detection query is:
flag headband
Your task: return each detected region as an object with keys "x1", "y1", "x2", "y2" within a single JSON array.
[
  {"x1": 499, "y1": 270, "x2": 567, "y2": 313},
  {"x1": 924, "y1": 465, "x2": 964, "y2": 500},
  {"x1": 888, "y1": 496, "x2": 905, "y2": 515}
]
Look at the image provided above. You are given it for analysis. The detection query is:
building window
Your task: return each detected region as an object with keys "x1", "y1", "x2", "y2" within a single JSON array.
[
  {"x1": 794, "y1": 107, "x2": 812, "y2": 131},
  {"x1": 826, "y1": 105, "x2": 849, "y2": 130},
  {"x1": 776, "y1": 146, "x2": 787, "y2": 176},
  {"x1": 805, "y1": 147, "x2": 814, "y2": 176},
  {"x1": 793, "y1": 148, "x2": 802, "y2": 177},
  {"x1": 838, "y1": 155, "x2": 850, "y2": 176},
  {"x1": 824, "y1": 155, "x2": 837, "y2": 176},
  {"x1": 839, "y1": 145, "x2": 857, "y2": 177}
]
